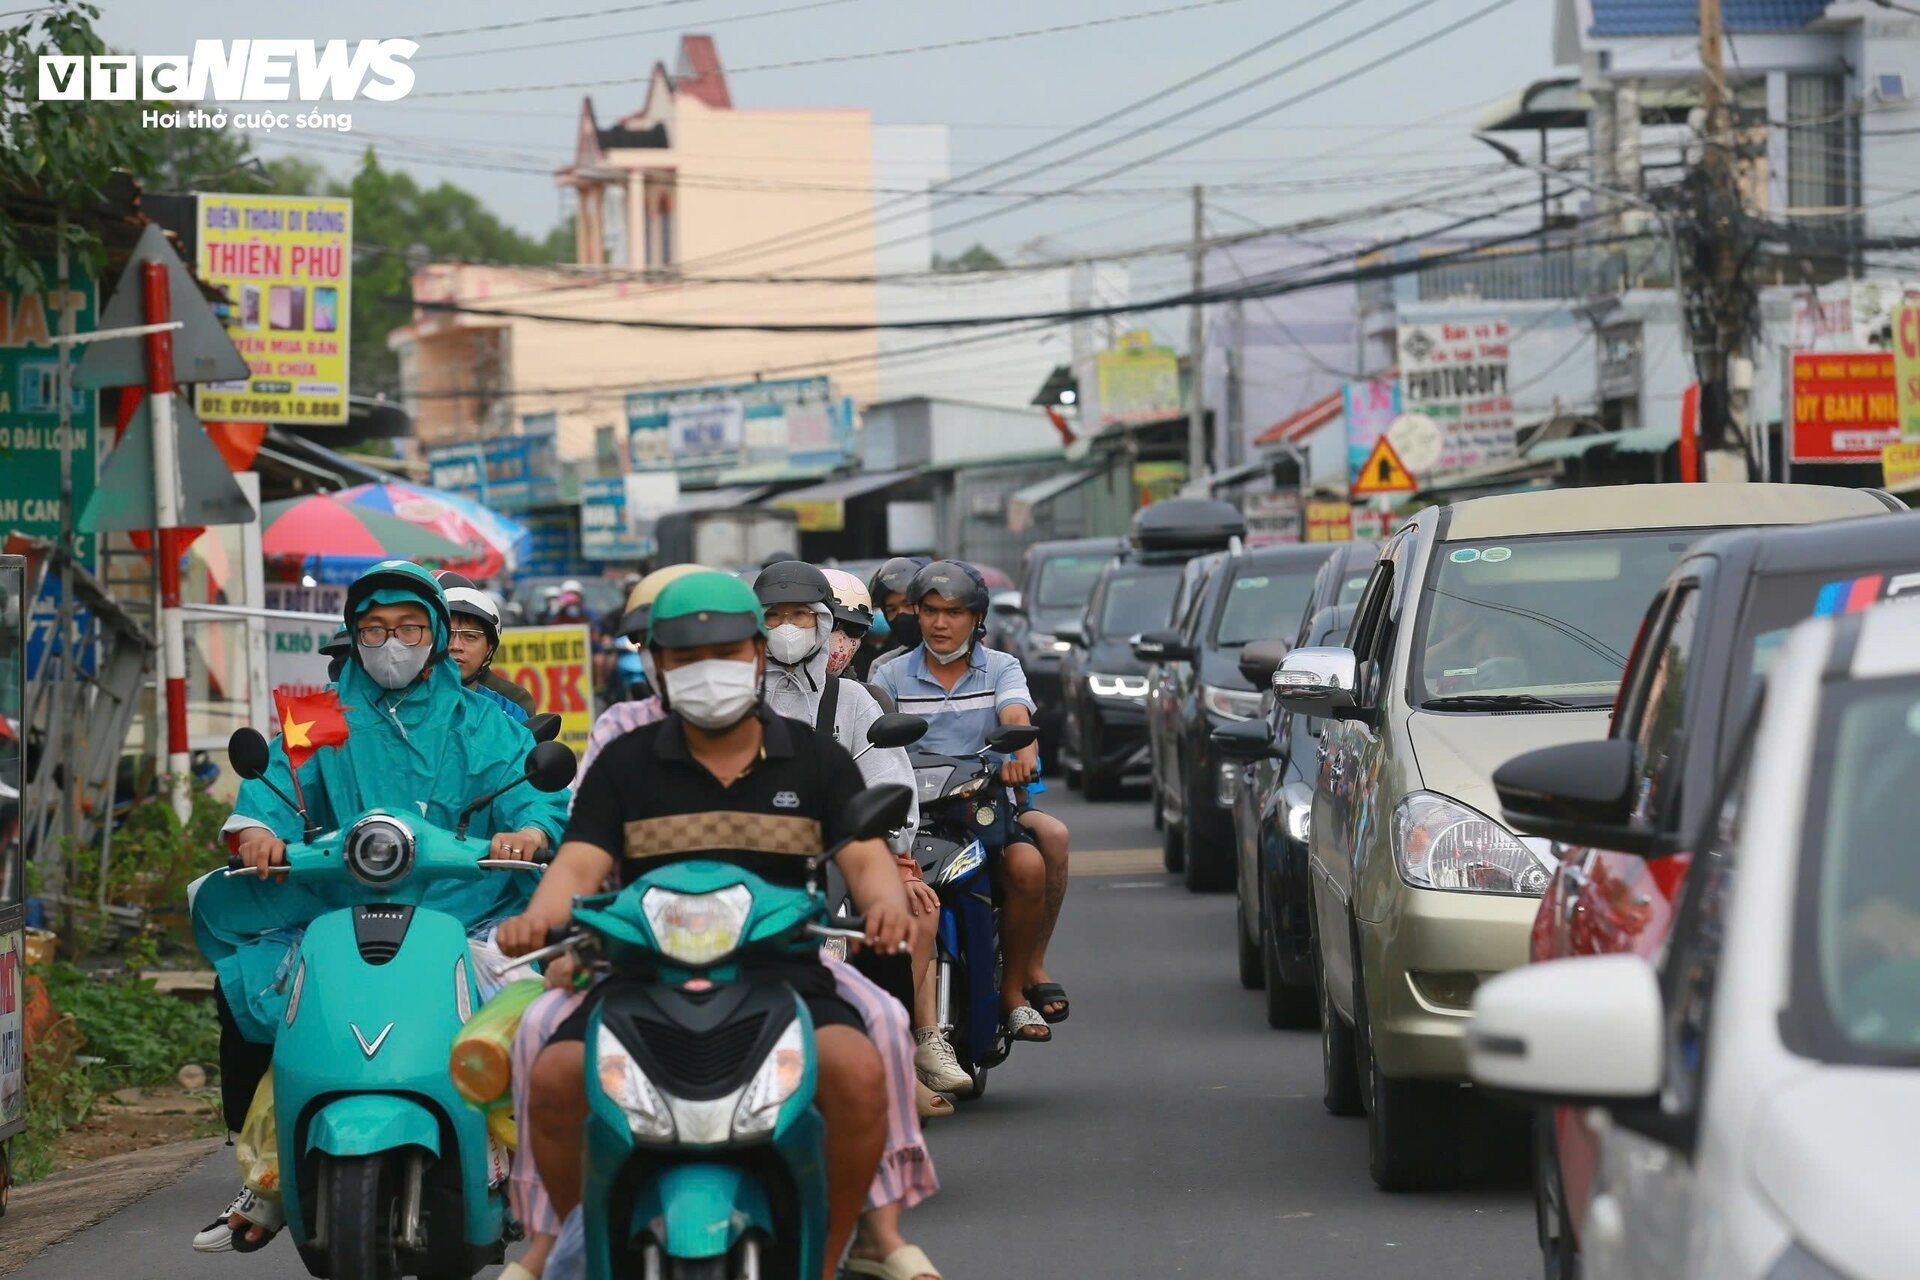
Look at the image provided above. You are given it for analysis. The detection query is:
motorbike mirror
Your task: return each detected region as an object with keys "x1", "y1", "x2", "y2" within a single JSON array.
[
  {"x1": 841, "y1": 783, "x2": 916, "y2": 843},
  {"x1": 866, "y1": 713, "x2": 927, "y2": 750},
  {"x1": 985, "y1": 723, "x2": 1040, "y2": 754},
  {"x1": 526, "y1": 741, "x2": 578, "y2": 793},
  {"x1": 228, "y1": 728, "x2": 271, "y2": 780},
  {"x1": 526, "y1": 712, "x2": 563, "y2": 744}
]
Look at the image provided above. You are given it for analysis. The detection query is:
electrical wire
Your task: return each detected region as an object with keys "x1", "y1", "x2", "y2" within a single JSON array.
[
  {"x1": 413, "y1": 0, "x2": 704, "y2": 40},
  {"x1": 415, "y1": 0, "x2": 861, "y2": 62}
]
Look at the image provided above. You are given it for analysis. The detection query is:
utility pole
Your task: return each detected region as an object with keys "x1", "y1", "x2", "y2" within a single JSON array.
[
  {"x1": 1697, "y1": 0, "x2": 1752, "y2": 480},
  {"x1": 1226, "y1": 298, "x2": 1246, "y2": 470},
  {"x1": 1188, "y1": 184, "x2": 1208, "y2": 484}
]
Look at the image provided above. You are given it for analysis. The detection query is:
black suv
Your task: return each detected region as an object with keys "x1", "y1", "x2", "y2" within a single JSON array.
[
  {"x1": 999, "y1": 537, "x2": 1125, "y2": 752},
  {"x1": 1057, "y1": 501, "x2": 1243, "y2": 800},
  {"x1": 1137, "y1": 543, "x2": 1336, "y2": 890}
]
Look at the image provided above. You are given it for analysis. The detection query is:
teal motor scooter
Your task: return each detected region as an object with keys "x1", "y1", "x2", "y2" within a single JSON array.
[
  {"x1": 196, "y1": 724, "x2": 575, "y2": 1280},
  {"x1": 509, "y1": 781, "x2": 916, "y2": 1280}
]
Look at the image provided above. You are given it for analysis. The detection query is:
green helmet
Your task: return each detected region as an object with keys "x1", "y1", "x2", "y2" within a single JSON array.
[{"x1": 648, "y1": 571, "x2": 768, "y2": 649}]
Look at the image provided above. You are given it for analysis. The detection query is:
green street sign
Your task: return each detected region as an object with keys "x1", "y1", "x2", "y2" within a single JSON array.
[{"x1": 0, "y1": 260, "x2": 99, "y2": 564}]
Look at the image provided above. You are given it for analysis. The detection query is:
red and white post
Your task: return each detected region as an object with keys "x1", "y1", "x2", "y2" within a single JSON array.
[{"x1": 141, "y1": 262, "x2": 192, "y2": 824}]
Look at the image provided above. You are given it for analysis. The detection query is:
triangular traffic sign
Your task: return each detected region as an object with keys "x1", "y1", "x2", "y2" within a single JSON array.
[
  {"x1": 1351, "y1": 436, "x2": 1417, "y2": 496},
  {"x1": 74, "y1": 223, "x2": 251, "y2": 390},
  {"x1": 79, "y1": 394, "x2": 257, "y2": 532}
]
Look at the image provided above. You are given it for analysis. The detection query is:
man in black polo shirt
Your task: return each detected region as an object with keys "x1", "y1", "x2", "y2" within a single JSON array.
[{"x1": 497, "y1": 572, "x2": 910, "y2": 1280}]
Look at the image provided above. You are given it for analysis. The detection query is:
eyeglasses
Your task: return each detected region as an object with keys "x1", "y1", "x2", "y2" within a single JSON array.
[
  {"x1": 357, "y1": 623, "x2": 430, "y2": 646},
  {"x1": 448, "y1": 629, "x2": 489, "y2": 645}
]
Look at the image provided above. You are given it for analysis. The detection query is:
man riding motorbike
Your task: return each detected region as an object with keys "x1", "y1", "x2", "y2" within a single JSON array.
[
  {"x1": 858, "y1": 556, "x2": 926, "y2": 678},
  {"x1": 191, "y1": 559, "x2": 571, "y2": 1254},
  {"x1": 871, "y1": 560, "x2": 1069, "y2": 1044},
  {"x1": 496, "y1": 571, "x2": 923, "y2": 1280},
  {"x1": 435, "y1": 568, "x2": 537, "y2": 722}
]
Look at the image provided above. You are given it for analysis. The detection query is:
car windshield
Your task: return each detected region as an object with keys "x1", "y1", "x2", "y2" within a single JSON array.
[
  {"x1": 1032, "y1": 553, "x2": 1113, "y2": 627},
  {"x1": 1213, "y1": 568, "x2": 1320, "y2": 647},
  {"x1": 1097, "y1": 564, "x2": 1182, "y2": 638},
  {"x1": 1413, "y1": 531, "x2": 1703, "y2": 706},
  {"x1": 1740, "y1": 569, "x2": 1920, "y2": 702},
  {"x1": 1797, "y1": 674, "x2": 1920, "y2": 1062}
]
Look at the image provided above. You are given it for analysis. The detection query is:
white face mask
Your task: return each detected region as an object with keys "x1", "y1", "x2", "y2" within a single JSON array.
[
  {"x1": 766, "y1": 622, "x2": 819, "y2": 667},
  {"x1": 359, "y1": 636, "x2": 432, "y2": 690},
  {"x1": 927, "y1": 640, "x2": 970, "y2": 666},
  {"x1": 663, "y1": 658, "x2": 761, "y2": 730}
]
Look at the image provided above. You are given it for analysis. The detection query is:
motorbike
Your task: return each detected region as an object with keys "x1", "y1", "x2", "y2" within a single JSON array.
[
  {"x1": 195, "y1": 726, "x2": 577, "y2": 1280},
  {"x1": 906, "y1": 722, "x2": 1041, "y2": 1098},
  {"x1": 505, "y1": 783, "x2": 916, "y2": 1280}
]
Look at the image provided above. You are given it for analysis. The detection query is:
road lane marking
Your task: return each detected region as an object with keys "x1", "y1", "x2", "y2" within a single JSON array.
[{"x1": 1072, "y1": 848, "x2": 1167, "y2": 876}]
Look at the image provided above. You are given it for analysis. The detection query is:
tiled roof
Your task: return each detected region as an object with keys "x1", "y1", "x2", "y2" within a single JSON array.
[{"x1": 1589, "y1": 0, "x2": 1827, "y2": 36}]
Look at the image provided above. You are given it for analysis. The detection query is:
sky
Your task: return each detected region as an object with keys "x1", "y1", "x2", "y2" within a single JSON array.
[{"x1": 90, "y1": 0, "x2": 1567, "y2": 346}]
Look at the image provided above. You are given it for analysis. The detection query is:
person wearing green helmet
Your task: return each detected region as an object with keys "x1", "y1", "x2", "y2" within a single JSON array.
[{"x1": 497, "y1": 571, "x2": 914, "y2": 1280}]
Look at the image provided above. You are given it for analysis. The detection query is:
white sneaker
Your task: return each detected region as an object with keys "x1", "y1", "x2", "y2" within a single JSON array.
[
  {"x1": 191, "y1": 1189, "x2": 254, "y2": 1253},
  {"x1": 914, "y1": 1028, "x2": 972, "y2": 1094}
]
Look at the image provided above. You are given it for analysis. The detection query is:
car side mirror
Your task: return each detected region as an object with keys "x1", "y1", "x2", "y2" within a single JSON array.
[
  {"x1": 1494, "y1": 738, "x2": 1652, "y2": 854},
  {"x1": 842, "y1": 783, "x2": 916, "y2": 842},
  {"x1": 1210, "y1": 719, "x2": 1276, "y2": 761},
  {"x1": 986, "y1": 724, "x2": 1041, "y2": 754},
  {"x1": 1467, "y1": 955, "x2": 1663, "y2": 1103},
  {"x1": 1052, "y1": 619, "x2": 1088, "y2": 648},
  {"x1": 1272, "y1": 646, "x2": 1359, "y2": 719},
  {"x1": 526, "y1": 741, "x2": 578, "y2": 793},
  {"x1": 1130, "y1": 628, "x2": 1193, "y2": 663},
  {"x1": 867, "y1": 712, "x2": 927, "y2": 750},
  {"x1": 1237, "y1": 638, "x2": 1291, "y2": 687},
  {"x1": 525, "y1": 712, "x2": 563, "y2": 744},
  {"x1": 228, "y1": 728, "x2": 271, "y2": 780}
]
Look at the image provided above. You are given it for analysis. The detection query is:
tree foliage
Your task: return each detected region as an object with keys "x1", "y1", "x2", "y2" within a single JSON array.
[{"x1": 932, "y1": 242, "x2": 1007, "y2": 273}]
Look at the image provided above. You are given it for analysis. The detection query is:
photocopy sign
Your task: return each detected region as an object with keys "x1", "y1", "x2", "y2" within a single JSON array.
[
  {"x1": 1397, "y1": 318, "x2": 1514, "y2": 474},
  {"x1": 0, "y1": 262, "x2": 98, "y2": 559}
]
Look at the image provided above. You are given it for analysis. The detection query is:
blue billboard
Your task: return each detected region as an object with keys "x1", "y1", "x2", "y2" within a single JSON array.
[{"x1": 626, "y1": 376, "x2": 854, "y2": 475}]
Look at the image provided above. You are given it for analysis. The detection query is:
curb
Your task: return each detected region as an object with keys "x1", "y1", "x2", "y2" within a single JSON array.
[{"x1": 0, "y1": 1137, "x2": 224, "y2": 1275}]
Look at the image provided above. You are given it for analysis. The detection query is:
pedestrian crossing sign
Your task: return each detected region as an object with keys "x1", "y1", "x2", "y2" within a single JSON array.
[{"x1": 1351, "y1": 437, "x2": 1416, "y2": 496}]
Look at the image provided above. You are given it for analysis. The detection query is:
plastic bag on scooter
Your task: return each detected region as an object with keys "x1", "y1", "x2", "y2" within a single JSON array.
[
  {"x1": 236, "y1": 1075, "x2": 280, "y2": 1197},
  {"x1": 450, "y1": 977, "x2": 544, "y2": 1105}
]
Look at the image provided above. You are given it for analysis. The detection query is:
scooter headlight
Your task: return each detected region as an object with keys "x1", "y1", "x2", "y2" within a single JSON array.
[
  {"x1": 344, "y1": 813, "x2": 414, "y2": 887},
  {"x1": 595, "y1": 1026, "x2": 674, "y2": 1141},
  {"x1": 939, "y1": 841, "x2": 986, "y2": 886},
  {"x1": 640, "y1": 885, "x2": 754, "y2": 967},
  {"x1": 732, "y1": 1020, "x2": 808, "y2": 1139}
]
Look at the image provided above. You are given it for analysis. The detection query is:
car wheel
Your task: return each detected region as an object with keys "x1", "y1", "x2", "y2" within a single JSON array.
[
  {"x1": 1151, "y1": 787, "x2": 1164, "y2": 831},
  {"x1": 1535, "y1": 1111, "x2": 1580, "y2": 1280},
  {"x1": 1236, "y1": 901, "x2": 1263, "y2": 990},
  {"x1": 1355, "y1": 961, "x2": 1460, "y2": 1192},
  {"x1": 1161, "y1": 814, "x2": 1185, "y2": 872},
  {"x1": 1312, "y1": 910, "x2": 1362, "y2": 1116},
  {"x1": 1081, "y1": 723, "x2": 1119, "y2": 801},
  {"x1": 1261, "y1": 886, "x2": 1317, "y2": 1029},
  {"x1": 1182, "y1": 786, "x2": 1233, "y2": 892}
]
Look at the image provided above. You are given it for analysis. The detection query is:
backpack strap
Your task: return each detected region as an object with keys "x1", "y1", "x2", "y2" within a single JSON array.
[{"x1": 815, "y1": 674, "x2": 842, "y2": 749}]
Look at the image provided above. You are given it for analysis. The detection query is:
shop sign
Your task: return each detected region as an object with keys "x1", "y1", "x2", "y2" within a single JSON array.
[
  {"x1": 1342, "y1": 378, "x2": 1398, "y2": 484},
  {"x1": 1131, "y1": 461, "x2": 1186, "y2": 507},
  {"x1": 265, "y1": 612, "x2": 338, "y2": 702},
  {"x1": 1895, "y1": 303, "x2": 1920, "y2": 439},
  {"x1": 424, "y1": 432, "x2": 560, "y2": 511},
  {"x1": 627, "y1": 376, "x2": 853, "y2": 473},
  {"x1": 0, "y1": 260, "x2": 99, "y2": 561},
  {"x1": 1242, "y1": 489, "x2": 1300, "y2": 546},
  {"x1": 1097, "y1": 330, "x2": 1181, "y2": 427},
  {"x1": 195, "y1": 193, "x2": 351, "y2": 425},
  {"x1": 495, "y1": 624, "x2": 593, "y2": 752},
  {"x1": 580, "y1": 476, "x2": 656, "y2": 561},
  {"x1": 1882, "y1": 440, "x2": 1920, "y2": 490},
  {"x1": 1791, "y1": 352, "x2": 1899, "y2": 462},
  {"x1": 1397, "y1": 317, "x2": 1514, "y2": 474},
  {"x1": 1305, "y1": 501, "x2": 1353, "y2": 542}
]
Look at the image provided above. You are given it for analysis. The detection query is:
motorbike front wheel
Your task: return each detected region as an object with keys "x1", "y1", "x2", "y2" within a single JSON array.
[{"x1": 323, "y1": 1153, "x2": 403, "y2": 1280}]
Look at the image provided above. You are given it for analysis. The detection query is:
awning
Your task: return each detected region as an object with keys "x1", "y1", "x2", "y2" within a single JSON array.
[
  {"x1": 1475, "y1": 77, "x2": 1702, "y2": 133},
  {"x1": 769, "y1": 469, "x2": 915, "y2": 533},
  {"x1": 1008, "y1": 468, "x2": 1099, "y2": 533},
  {"x1": 1253, "y1": 389, "x2": 1343, "y2": 447},
  {"x1": 664, "y1": 485, "x2": 772, "y2": 516},
  {"x1": 1526, "y1": 422, "x2": 1679, "y2": 462}
]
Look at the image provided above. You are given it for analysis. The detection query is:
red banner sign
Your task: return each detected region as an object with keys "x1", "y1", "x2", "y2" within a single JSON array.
[{"x1": 1791, "y1": 352, "x2": 1901, "y2": 462}]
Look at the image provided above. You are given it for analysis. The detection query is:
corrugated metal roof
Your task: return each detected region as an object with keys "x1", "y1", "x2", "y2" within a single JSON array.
[{"x1": 1589, "y1": 0, "x2": 1826, "y2": 37}]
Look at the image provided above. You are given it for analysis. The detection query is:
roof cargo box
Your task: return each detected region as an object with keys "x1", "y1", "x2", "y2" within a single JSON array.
[{"x1": 1129, "y1": 498, "x2": 1245, "y2": 556}]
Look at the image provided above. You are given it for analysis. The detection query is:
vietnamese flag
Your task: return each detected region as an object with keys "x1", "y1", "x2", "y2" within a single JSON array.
[{"x1": 274, "y1": 689, "x2": 351, "y2": 771}]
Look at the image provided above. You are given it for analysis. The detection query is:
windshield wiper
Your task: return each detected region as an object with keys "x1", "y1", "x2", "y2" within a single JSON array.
[{"x1": 1422, "y1": 693, "x2": 1598, "y2": 711}]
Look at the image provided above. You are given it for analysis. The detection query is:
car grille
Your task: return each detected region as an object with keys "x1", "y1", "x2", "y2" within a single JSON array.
[{"x1": 633, "y1": 1012, "x2": 767, "y2": 1098}]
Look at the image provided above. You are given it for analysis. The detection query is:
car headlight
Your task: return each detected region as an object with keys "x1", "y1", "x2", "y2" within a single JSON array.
[
  {"x1": 1087, "y1": 673, "x2": 1148, "y2": 699},
  {"x1": 344, "y1": 813, "x2": 414, "y2": 887},
  {"x1": 1391, "y1": 792, "x2": 1550, "y2": 895},
  {"x1": 732, "y1": 1019, "x2": 808, "y2": 1138},
  {"x1": 1050, "y1": 639, "x2": 1073, "y2": 653},
  {"x1": 595, "y1": 1026, "x2": 674, "y2": 1141},
  {"x1": 640, "y1": 885, "x2": 754, "y2": 966},
  {"x1": 939, "y1": 840, "x2": 986, "y2": 885},
  {"x1": 1202, "y1": 684, "x2": 1263, "y2": 721}
]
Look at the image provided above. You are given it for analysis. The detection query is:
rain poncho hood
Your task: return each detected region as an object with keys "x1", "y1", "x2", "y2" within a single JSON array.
[{"x1": 196, "y1": 562, "x2": 570, "y2": 1041}]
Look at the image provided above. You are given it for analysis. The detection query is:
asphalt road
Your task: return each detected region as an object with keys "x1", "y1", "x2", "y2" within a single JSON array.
[{"x1": 15, "y1": 786, "x2": 1536, "y2": 1279}]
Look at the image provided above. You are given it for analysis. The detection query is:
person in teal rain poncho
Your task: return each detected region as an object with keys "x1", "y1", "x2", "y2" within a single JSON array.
[{"x1": 189, "y1": 559, "x2": 571, "y2": 1255}]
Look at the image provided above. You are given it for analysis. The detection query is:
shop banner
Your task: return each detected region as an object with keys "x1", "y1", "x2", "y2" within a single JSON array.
[
  {"x1": 1097, "y1": 330, "x2": 1182, "y2": 427},
  {"x1": 1792, "y1": 279, "x2": 1920, "y2": 353},
  {"x1": 1305, "y1": 501, "x2": 1353, "y2": 542},
  {"x1": 0, "y1": 260, "x2": 99, "y2": 561},
  {"x1": 1131, "y1": 461, "x2": 1187, "y2": 507},
  {"x1": 266, "y1": 612, "x2": 338, "y2": 702},
  {"x1": 628, "y1": 377, "x2": 853, "y2": 474},
  {"x1": 580, "y1": 476, "x2": 656, "y2": 561},
  {"x1": 1397, "y1": 318, "x2": 1514, "y2": 474},
  {"x1": 1791, "y1": 352, "x2": 1899, "y2": 462},
  {"x1": 1883, "y1": 440, "x2": 1920, "y2": 490},
  {"x1": 195, "y1": 193, "x2": 351, "y2": 425},
  {"x1": 1895, "y1": 303, "x2": 1920, "y2": 439},
  {"x1": 1242, "y1": 490, "x2": 1300, "y2": 546},
  {"x1": 495, "y1": 624, "x2": 593, "y2": 753},
  {"x1": 1342, "y1": 379, "x2": 1399, "y2": 484},
  {"x1": 424, "y1": 433, "x2": 560, "y2": 511},
  {"x1": 1352, "y1": 506, "x2": 1394, "y2": 544}
]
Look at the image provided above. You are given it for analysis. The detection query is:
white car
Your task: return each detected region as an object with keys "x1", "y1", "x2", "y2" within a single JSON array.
[{"x1": 1467, "y1": 599, "x2": 1920, "y2": 1280}]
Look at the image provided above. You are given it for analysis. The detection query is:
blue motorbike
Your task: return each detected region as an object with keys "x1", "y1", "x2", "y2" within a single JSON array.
[
  {"x1": 196, "y1": 726, "x2": 575, "y2": 1280},
  {"x1": 508, "y1": 783, "x2": 916, "y2": 1280},
  {"x1": 906, "y1": 722, "x2": 1041, "y2": 1098}
]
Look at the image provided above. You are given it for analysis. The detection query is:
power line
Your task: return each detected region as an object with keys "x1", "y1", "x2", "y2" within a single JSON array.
[
  {"x1": 416, "y1": 0, "x2": 860, "y2": 63},
  {"x1": 413, "y1": 0, "x2": 705, "y2": 41}
]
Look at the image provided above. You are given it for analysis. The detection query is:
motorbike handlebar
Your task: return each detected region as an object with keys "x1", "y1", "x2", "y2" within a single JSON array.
[
  {"x1": 224, "y1": 854, "x2": 290, "y2": 877},
  {"x1": 807, "y1": 918, "x2": 867, "y2": 942}
]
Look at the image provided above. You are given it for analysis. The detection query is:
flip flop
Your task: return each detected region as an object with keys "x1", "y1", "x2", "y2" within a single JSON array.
[
  {"x1": 846, "y1": 1244, "x2": 944, "y2": 1280},
  {"x1": 1024, "y1": 981, "x2": 1070, "y2": 1024},
  {"x1": 1002, "y1": 1004, "x2": 1051, "y2": 1044},
  {"x1": 193, "y1": 1188, "x2": 281, "y2": 1254},
  {"x1": 915, "y1": 1080, "x2": 954, "y2": 1120}
]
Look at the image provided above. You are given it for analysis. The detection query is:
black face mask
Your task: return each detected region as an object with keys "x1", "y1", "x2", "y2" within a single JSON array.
[{"x1": 888, "y1": 611, "x2": 922, "y2": 650}]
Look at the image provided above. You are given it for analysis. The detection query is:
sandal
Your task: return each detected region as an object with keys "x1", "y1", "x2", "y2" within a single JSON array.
[
  {"x1": 915, "y1": 1080, "x2": 954, "y2": 1120},
  {"x1": 1001, "y1": 1004, "x2": 1051, "y2": 1044},
  {"x1": 846, "y1": 1243, "x2": 944, "y2": 1280},
  {"x1": 1024, "y1": 981, "x2": 1070, "y2": 1024},
  {"x1": 192, "y1": 1187, "x2": 283, "y2": 1253}
]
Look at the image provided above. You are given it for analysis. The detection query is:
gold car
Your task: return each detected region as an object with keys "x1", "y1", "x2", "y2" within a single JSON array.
[{"x1": 1274, "y1": 483, "x2": 1897, "y2": 1192}]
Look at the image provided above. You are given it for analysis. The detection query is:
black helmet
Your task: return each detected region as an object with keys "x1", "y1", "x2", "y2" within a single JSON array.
[
  {"x1": 760, "y1": 549, "x2": 798, "y2": 571},
  {"x1": 752, "y1": 560, "x2": 832, "y2": 607},
  {"x1": 319, "y1": 625, "x2": 352, "y2": 658},
  {"x1": 869, "y1": 556, "x2": 924, "y2": 604},
  {"x1": 907, "y1": 559, "x2": 989, "y2": 615}
]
